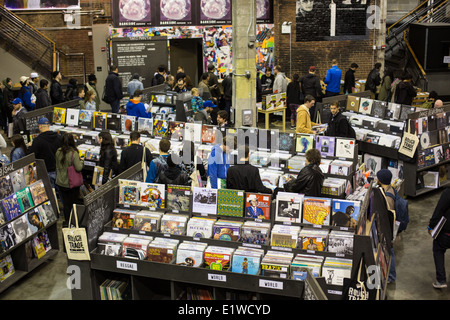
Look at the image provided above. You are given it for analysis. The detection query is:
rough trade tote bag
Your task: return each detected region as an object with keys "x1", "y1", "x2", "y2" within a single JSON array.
[
  {"x1": 62, "y1": 204, "x2": 91, "y2": 261},
  {"x1": 398, "y1": 120, "x2": 419, "y2": 159}
]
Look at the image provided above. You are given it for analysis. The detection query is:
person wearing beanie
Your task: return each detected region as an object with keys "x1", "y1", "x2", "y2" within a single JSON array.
[
  {"x1": 85, "y1": 73, "x2": 100, "y2": 111},
  {"x1": 127, "y1": 73, "x2": 144, "y2": 97}
]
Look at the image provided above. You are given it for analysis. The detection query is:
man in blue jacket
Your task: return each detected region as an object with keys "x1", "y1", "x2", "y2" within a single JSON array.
[
  {"x1": 207, "y1": 135, "x2": 236, "y2": 189},
  {"x1": 18, "y1": 76, "x2": 35, "y2": 111},
  {"x1": 145, "y1": 139, "x2": 171, "y2": 183},
  {"x1": 324, "y1": 59, "x2": 342, "y2": 97},
  {"x1": 126, "y1": 90, "x2": 152, "y2": 119}
]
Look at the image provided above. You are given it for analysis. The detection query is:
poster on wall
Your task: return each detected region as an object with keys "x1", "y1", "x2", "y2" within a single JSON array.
[
  {"x1": 4, "y1": 0, "x2": 80, "y2": 10},
  {"x1": 256, "y1": 0, "x2": 273, "y2": 24},
  {"x1": 198, "y1": 0, "x2": 232, "y2": 26},
  {"x1": 113, "y1": 0, "x2": 152, "y2": 28},
  {"x1": 295, "y1": 0, "x2": 368, "y2": 42},
  {"x1": 158, "y1": 0, "x2": 197, "y2": 26}
]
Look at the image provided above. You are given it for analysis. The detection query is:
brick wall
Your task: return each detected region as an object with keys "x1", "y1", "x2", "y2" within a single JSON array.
[{"x1": 273, "y1": 0, "x2": 379, "y2": 82}]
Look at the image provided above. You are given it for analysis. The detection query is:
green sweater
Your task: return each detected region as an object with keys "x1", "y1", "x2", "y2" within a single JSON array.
[{"x1": 55, "y1": 148, "x2": 84, "y2": 188}]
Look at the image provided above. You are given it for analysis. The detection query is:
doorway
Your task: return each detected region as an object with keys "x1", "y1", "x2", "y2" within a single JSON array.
[{"x1": 169, "y1": 38, "x2": 204, "y2": 87}]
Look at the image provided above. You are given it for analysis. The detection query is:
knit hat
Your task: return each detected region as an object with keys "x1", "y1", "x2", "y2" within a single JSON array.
[{"x1": 376, "y1": 169, "x2": 392, "y2": 185}]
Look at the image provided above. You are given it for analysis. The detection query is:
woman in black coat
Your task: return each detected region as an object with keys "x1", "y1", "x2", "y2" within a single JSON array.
[{"x1": 98, "y1": 131, "x2": 119, "y2": 185}]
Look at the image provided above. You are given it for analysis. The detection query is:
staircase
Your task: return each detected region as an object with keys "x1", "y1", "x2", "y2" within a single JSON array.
[
  {"x1": 385, "y1": 0, "x2": 449, "y2": 91},
  {"x1": 0, "y1": 5, "x2": 86, "y2": 83}
]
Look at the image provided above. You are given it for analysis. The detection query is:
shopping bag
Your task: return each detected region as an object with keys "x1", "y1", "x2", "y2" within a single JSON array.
[
  {"x1": 190, "y1": 156, "x2": 202, "y2": 188},
  {"x1": 68, "y1": 151, "x2": 83, "y2": 189},
  {"x1": 398, "y1": 121, "x2": 419, "y2": 160},
  {"x1": 62, "y1": 204, "x2": 91, "y2": 261},
  {"x1": 343, "y1": 253, "x2": 378, "y2": 300}
]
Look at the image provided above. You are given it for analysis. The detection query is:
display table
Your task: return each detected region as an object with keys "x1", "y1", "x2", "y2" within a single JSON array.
[{"x1": 258, "y1": 106, "x2": 286, "y2": 132}]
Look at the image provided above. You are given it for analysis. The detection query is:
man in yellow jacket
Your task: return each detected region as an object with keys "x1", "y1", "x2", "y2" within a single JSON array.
[{"x1": 296, "y1": 95, "x2": 318, "y2": 134}]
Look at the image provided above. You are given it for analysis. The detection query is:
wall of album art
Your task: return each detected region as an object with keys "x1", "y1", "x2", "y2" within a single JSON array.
[
  {"x1": 4, "y1": 0, "x2": 79, "y2": 10},
  {"x1": 295, "y1": 0, "x2": 369, "y2": 42}
]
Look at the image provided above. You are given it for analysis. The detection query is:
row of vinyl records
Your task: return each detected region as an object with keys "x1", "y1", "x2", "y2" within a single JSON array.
[
  {"x1": 344, "y1": 96, "x2": 418, "y2": 121},
  {"x1": 118, "y1": 180, "x2": 363, "y2": 226},
  {"x1": 0, "y1": 230, "x2": 53, "y2": 283},
  {"x1": 97, "y1": 232, "x2": 353, "y2": 286},
  {"x1": 46, "y1": 112, "x2": 358, "y2": 159},
  {"x1": 99, "y1": 279, "x2": 130, "y2": 300}
]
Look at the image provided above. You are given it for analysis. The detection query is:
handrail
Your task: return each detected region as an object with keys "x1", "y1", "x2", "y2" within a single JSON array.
[
  {"x1": 403, "y1": 31, "x2": 426, "y2": 77},
  {"x1": 387, "y1": 0, "x2": 429, "y2": 36},
  {"x1": 416, "y1": 0, "x2": 449, "y2": 23}
]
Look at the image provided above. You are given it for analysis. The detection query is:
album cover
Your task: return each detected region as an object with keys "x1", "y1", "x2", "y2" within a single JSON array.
[
  {"x1": 147, "y1": 244, "x2": 176, "y2": 264},
  {"x1": 28, "y1": 181, "x2": 48, "y2": 207},
  {"x1": 11, "y1": 215, "x2": 31, "y2": 243},
  {"x1": 299, "y1": 229, "x2": 329, "y2": 252},
  {"x1": 106, "y1": 114, "x2": 122, "y2": 132},
  {"x1": 335, "y1": 138, "x2": 356, "y2": 159},
  {"x1": 316, "y1": 136, "x2": 336, "y2": 158},
  {"x1": 439, "y1": 129, "x2": 449, "y2": 145},
  {"x1": 358, "y1": 98, "x2": 373, "y2": 115},
  {"x1": 328, "y1": 231, "x2": 354, "y2": 255},
  {"x1": 167, "y1": 121, "x2": 184, "y2": 141},
  {"x1": 184, "y1": 123, "x2": 202, "y2": 143},
  {"x1": 0, "y1": 175, "x2": 14, "y2": 200},
  {"x1": 245, "y1": 193, "x2": 271, "y2": 220},
  {"x1": 121, "y1": 115, "x2": 136, "y2": 133},
  {"x1": 167, "y1": 185, "x2": 191, "y2": 212},
  {"x1": 436, "y1": 112, "x2": 447, "y2": 130},
  {"x1": 16, "y1": 187, "x2": 34, "y2": 213},
  {"x1": 364, "y1": 154, "x2": 385, "y2": 174},
  {"x1": 296, "y1": 134, "x2": 314, "y2": 154},
  {"x1": 137, "y1": 117, "x2": 154, "y2": 135},
  {"x1": 443, "y1": 143, "x2": 450, "y2": 161},
  {"x1": 192, "y1": 187, "x2": 218, "y2": 215},
  {"x1": 302, "y1": 197, "x2": 332, "y2": 226},
  {"x1": 78, "y1": 110, "x2": 94, "y2": 128},
  {"x1": 275, "y1": 192, "x2": 304, "y2": 223},
  {"x1": 331, "y1": 199, "x2": 361, "y2": 228},
  {"x1": 153, "y1": 119, "x2": 169, "y2": 138},
  {"x1": 0, "y1": 255, "x2": 15, "y2": 282},
  {"x1": 202, "y1": 125, "x2": 217, "y2": 144},
  {"x1": 93, "y1": 112, "x2": 107, "y2": 130},
  {"x1": 231, "y1": 253, "x2": 262, "y2": 275},
  {"x1": 386, "y1": 103, "x2": 401, "y2": 119},
  {"x1": 65, "y1": 108, "x2": 80, "y2": 127},
  {"x1": 133, "y1": 211, "x2": 162, "y2": 232},
  {"x1": 278, "y1": 132, "x2": 295, "y2": 153},
  {"x1": 434, "y1": 146, "x2": 444, "y2": 164},
  {"x1": 10, "y1": 168, "x2": 26, "y2": 193},
  {"x1": 140, "y1": 182, "x2": 165, "y2": 209},
  {"x1": 427, "y1": 115, "x2": 438, "y2": 131},
  {"x1": 420, "y1": 132, "x2": 431, "y2": 150},
  {"x1": 1, "y1": 194, "x2": 21, "y2": 221},
  {"x1": 112, "y1": 208, "x2": 135, "y2": 229},
  {"x1": 119, "y1": 180, "x2": 140, "y2": 206},
  {"x1": 424, "y1": 148, "x2": 436, "y2": 167},
  {"x1": 26, "y1": 209, "x2": 44, "y2": 234},
  {"x1": 346, "y1": 96, "x2": 360, "y2": 113},
  {"x1": 52, "y1": 107, "x2": 66, "y2": 124},
  {"x1": 217, "y1": 189, "x2": 245, "y2": 218},
  {"x1": 35, "y1": 202, "x2": 57, "y2": 227},
  {"x1": 399, "y1": 105, "x2": 416, "y2": 121},
  {"x1": 0, "y1": 224, "x2": 17, "y2": 253},
  {"x1": 371, "y1": 101, "x2": 387, "y2": 118}
]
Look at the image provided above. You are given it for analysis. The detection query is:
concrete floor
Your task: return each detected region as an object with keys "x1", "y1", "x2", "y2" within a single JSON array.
[{"x1": 0, "y1": 122, "x2": 449, "y2": 301}]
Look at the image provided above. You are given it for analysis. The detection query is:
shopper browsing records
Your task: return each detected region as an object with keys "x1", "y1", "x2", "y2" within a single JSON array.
[
  {"x1": 120, "y1": 131, "x2": 153, "y2": 173},
  {"x1": 222, "y1": 73, "x2": 233, "y2": 115},
  {"x1": 207, "y1": 135, "x2": 236, "y2": 189},
  {"x1": 365, "y1": 63, "x2": 382, "y2": 99},
  {"x1": 296, "y1": 95, "x2": 319, "y2": 134},
  {"x1": 324, "y1": 59, "x2": 342, "y2": 97},
  {"x1": 325, "y1": 102, "x2": 355, "y2": 138},
  {"x1": 145, "y1": 138, "x2": 171, "y2": 183},
  {"x1": 300, "y1": 66, "x2": 322, "y2": 102},
  {"x1": 18, "y1": 76, "x2": 35, "y2": 111},
  {"x1": 207, "y1": 64, "x2": 221, "y2": 102},
  {"x1": 127, "y1": 73, "x2": 144, "y2": 97},
  {"x1": 194, "y1": 100, "x2": 216, "y2": 125},
  {"x1": 217, "y1": 110, "x2": 230, "y2": 128},
  {"x1": 428, "y1": 188, "x2": 450, "y2": 289},
  {"x1": 191, "y1": 88, "x2": 204, "y2": 113},
  {"x1": 394, "y1": 72, "x2": 416, "y2": 105},
  {"x1": 98, "y1": 131, "x2": 119, "y2": 185},
  {"x1": 287, "y1": 74, "x2": 302, "y2": 129},
  {"x1": 273, "y1": 65, "x2": 288, "y2": 94},
  {"x1": 152, "y1": 65, "x2": 166, "y2": 87},
  {"x1": 104, "y1": 65, "x2": 124, "y2": 114},
  {"x1": 85, "y1": 73, "x2": 101, "y2": 111},
  {"x1": 226, "y1": 145, "x2": 272, "y2": 194},
  {"x1": 10, "y1": 134, "x2": 27, "y2": 162},
  {"x1": 179, "y1": 140, "x2": 207, "y2": 183},
  {"x1": 376, "y1": 169, "x2": 396, "y2": 283},
  {"x1": 343, "y1": 63, "x2": 358, "y2": 94},
  {"x1": 28, "y1": 117, "x2": 61, "y2": 189},
  {"x1": 84, "y1": 89, "x2": 97, "y2": 111},
  {"x1": 164, "y1": 75, "x2": 175, "y2": 91},
  {"x1": 158, "y1": 153, "x2": 190, "y2": 186},
  {"x1": 56, "y1": 132, "x2": 84, "y2": 222},
  {"x1": 174, "y1": 77, "x2": 187, "y2": 93},
  {"x1": 284, "y1": 148, "x2": 324, "y2": 197},
  {"x1": 50, "y1": 71, "x2": 65, "y2": 105},
  {"x1": 377, "y1": 69, "x2": 394, "y2": 102},
  {"x1": 261, "y1": 67, "x2": 275, "y2": 93},
  {"x1": 11, "y1": 98, "x2": 27, "y2": 135},
  {"x1": 64, "y1": 78, "x2": 78, "y2": 102},
  {"x1": 126, "y1": 90, "x2": 152, "y2": 119}
]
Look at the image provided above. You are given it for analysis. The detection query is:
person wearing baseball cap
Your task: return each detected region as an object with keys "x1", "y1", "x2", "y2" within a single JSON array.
[
  {"x1": 28, "y1": 116, "x2": 62, "y2": 189},
  {"x1": 18, "y1": 76, "x2": 35, "y2": 111},
  {"x1": 11, "y1": 98, "x2": 27, "y2": 135},
  {"x1": 193, "y1": 100, "x2": 216, "y2": 125},
  {"x1": 29, "y1": 72, "x2": 39, "y2": 95}
]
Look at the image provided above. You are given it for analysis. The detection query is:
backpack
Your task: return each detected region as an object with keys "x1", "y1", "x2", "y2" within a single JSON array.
[{"x1": 385, "y1": 188, "x2": 409, "y2": 233}]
